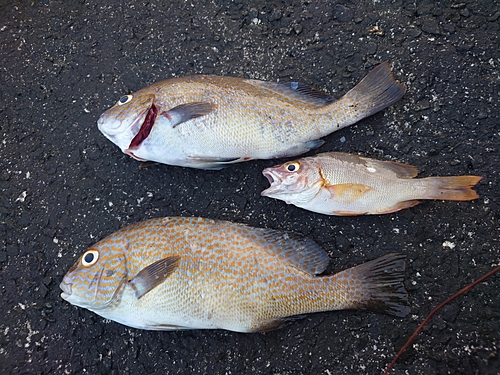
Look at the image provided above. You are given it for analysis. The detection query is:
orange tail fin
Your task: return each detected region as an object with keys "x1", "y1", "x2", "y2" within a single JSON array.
[{"x1": 423, "y1": 175, "x2": 482, "y2": 201}]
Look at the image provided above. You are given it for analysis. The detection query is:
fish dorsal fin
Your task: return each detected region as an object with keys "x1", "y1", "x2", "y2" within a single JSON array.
[
  {"x1": 245, "y1": 80, "x2": 336, "y2": 109},
  {"x1": 326, "y1": 152, "x2": 419, "y2": 179},
  {"x1": 260, "y1": 229, "x2": 329, "y2": 275},
  {"x1": 129, "y1": 255, "x2": 181, "y2": 299},
  {"x1": 162, "y1": 102, "x2": 217, "y2": 128}
]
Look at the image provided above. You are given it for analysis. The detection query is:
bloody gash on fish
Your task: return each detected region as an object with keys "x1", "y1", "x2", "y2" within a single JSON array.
[
  {"x1": 261, "y1": 152, "x2": 482, "y2": 216},
  {"x1": 60, "y1": 217, "x2": 410, "y2": 332},
  {"x1": 97, "y1": 62, "x2": 405, "y2": 169}
]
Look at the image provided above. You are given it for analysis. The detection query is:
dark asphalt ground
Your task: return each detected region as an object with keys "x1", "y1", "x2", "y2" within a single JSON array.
[{"x1": 1, "y1": 1, "x2": 499, "y2": 374}]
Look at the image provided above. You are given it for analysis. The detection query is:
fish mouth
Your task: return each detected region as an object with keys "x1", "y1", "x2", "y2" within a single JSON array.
[
  {"x1": 261, "y1": 168, "x2": 281, "y2": 196},
  {"x1": 59, "y1": 281, "x2": 72, "y2": 300},
  {"x1": 128, "y1": 103, "x2": 159, "y2": 150}
]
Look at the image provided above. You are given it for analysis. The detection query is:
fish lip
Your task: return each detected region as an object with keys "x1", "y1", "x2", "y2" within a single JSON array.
[
  {"x1": 262, "y1": 168, "x2": 281, "y2": 184},
  {"x1": 59, "y1": 281, "x2": 72, "y2": 299},
  {"x1": 97, "y1": 107, "x2": 148, "y2": 136}
]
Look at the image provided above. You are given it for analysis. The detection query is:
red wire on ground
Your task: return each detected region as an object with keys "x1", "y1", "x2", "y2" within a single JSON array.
[{"x1": 383, "y1": 264, "x2": 500, "y2": 375}]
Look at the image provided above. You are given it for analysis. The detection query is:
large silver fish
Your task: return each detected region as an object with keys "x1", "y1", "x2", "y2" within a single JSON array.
[
  {"x1": 60, "y1": 217, "x2": 409, "y2": 332},
  {"x1": 97, "y1": 62, "x2": 405, "y2": 169},
  {"x1": 261, "y1": 152, "x2": 482, "y2": 215}
]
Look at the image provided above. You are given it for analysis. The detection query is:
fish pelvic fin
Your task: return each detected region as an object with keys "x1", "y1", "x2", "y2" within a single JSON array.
[
  {"x1": 129, "y1": 255, "x2": 181, "y2": 299},
  {"x1": 332, "y1": 253, "x2": 410, "y2": 317},
  {"x1": 335, "y1": 62, "x2": 406, "y2": 119},
  {"x1": 419, "y1": 175, "x2": 482, "y2": 201}
]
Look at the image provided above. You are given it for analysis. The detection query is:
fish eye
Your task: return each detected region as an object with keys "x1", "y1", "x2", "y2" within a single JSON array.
[
  {"x1": 81, "y1": 250, "x2": 99, "y2": 267},
  {"x1": 285, "y1": 161, "x2": 300, "y2": 172},
  {"x1": 117, "y1": 94, "x2": 133, "y2": 106}
]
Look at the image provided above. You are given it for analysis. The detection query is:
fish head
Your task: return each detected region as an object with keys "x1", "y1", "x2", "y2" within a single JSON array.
[
  {"x1": 60, "y1": 237, "x2": 129, "y2": 310},
  {"x1": 261, "y1": 158, "x2": 324, "y2": 205},
  {"x1": 97, "y1": 90, "x2": 158, "y2": 160}
]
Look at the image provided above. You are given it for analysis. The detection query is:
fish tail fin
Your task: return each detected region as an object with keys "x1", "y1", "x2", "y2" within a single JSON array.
[
  {"x1": 420, "y1": 175, "x2": 482, "y2": 201},
  {"x1": 330, "y1": 253, "x2": 410, "y2": 317},
  {"x1": 332, "y1": 62, "x2": 406, "y2": 120}
]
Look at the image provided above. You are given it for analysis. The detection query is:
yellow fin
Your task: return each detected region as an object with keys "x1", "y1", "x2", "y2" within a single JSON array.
[{"x1": 379, "y1": 200, "x2": 421, "y2": 214}]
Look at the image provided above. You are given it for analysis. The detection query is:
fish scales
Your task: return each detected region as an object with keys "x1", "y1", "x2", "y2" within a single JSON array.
[
  {"x1": 98, "y1": 62, "x2": 405, "y2": 169},
  {"x1": 61, "y1": 217, "x2": 409, "y2": 332}
]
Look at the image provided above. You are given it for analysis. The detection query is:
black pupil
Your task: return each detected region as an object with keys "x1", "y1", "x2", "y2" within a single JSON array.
[
  {"x1": 287, "y1": 164, "x2": 296, "y2": 171},
  {"x1": 119, "y1": 96, "x2": 128, "y2": 103},
  {"x1": 84, "y1": 253, "x2": 94, "y2": 264}
]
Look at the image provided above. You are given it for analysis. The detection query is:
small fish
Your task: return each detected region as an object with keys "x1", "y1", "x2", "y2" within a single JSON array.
[
  {"x1": 261, "y1": 152, "x2": 482, "y2": 216},
  {"x1": 97, "y1": 62, "x2": 405, "y2": 169},
  {"x1": 60, "y1": 217, "x2": 409, "y2": 332}
]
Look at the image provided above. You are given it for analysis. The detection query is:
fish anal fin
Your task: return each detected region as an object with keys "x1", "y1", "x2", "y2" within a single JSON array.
[
  {"x1": 186, "y1": 156, "x2": 244, "y2": 169},
  {"x1": 162, "y1": 102, "x2": 217, "y2": 128},
  {"x1": 327, "y1": 183, "x2": 372, "y2": 204},
  {"x1": 260, "y1": 229, "x2": 329, "y2": 275},
  {"x1": 129, "y1": 255, "x2": 181, "y2": 299},
  {"x1": 331, "y1": 210, "x2": 364, "y2": 216},
  {"x1": 249, "y1": 319, "x2": 285, "y2": 333},
  {"x1": 139, "y1": 161, "x2": 159, "y2": 168},
  {"x1": 380, "y1": 200, "x2": 421, "y2": 214},
  {"x1": 250, "y1": 315, "x2": 307, "y2": 333}
]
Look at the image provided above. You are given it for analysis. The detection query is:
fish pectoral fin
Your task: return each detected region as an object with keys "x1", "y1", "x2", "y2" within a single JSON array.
[
  {"x1": 162, "y1": 102, "x2": 217, "y2": 128},
  {"x1": 327, "y1": 183, "x2": 372, "y2": 204},
  {"x1": 129, "y1": 255, "x2": 181, "y2": 299}
]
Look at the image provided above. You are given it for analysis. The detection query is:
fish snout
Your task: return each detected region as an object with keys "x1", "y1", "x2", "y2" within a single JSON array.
[{"x1": 97, "y1": 114, "x2": 127, "y2": 136}]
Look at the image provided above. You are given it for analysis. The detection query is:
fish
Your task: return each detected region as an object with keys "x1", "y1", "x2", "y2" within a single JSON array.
[
  {"x1": 60, "y1": 217, "x2": 410, "y2": 332},
  {"x1": 97, "y1": 62, "x2": 405, "y2": 169},
  {"x1": 261, "y1": 152, "x2": 482, "y2": 216}
]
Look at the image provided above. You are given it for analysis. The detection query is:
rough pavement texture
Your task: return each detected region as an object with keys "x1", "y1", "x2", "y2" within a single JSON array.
[{"x1": 1, "y1": 1, "x2": 499, "y2": 374}]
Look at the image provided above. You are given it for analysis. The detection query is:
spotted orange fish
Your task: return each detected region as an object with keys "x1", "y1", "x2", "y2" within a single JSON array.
[
  {"x1": 60, "y1": 217, "x2": 409, "y2": 332},
  {"x1": 97, "y1": 62, "x2": 405, "y2": 169}
]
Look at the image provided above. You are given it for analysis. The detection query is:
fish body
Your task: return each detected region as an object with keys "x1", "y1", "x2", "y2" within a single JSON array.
[
  {"x1": 60, "y1": 217, "x2": 409, "y2": 332},
  {"x1": 261, "y1": 152, "x2": 482, "y2": 216},
  {"x1": 97, "y1": 62, "x2": 405, "y2": 169}
]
